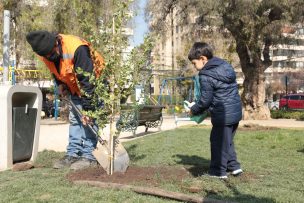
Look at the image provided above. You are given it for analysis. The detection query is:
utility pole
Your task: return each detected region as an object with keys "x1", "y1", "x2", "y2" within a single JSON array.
[
  {"x1": 3, "y1": 10, "x2": 10, "y2": 84},
  {"x1": 285, "y1": 75, "x2": 289, "y2": 109},
  {"x1": 285, "y1": 75, "x2": 288, "y2": 95}
]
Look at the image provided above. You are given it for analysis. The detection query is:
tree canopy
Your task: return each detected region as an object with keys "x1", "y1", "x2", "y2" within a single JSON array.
[{"x1": 146, "y1": 0, "x2": 304, "y2": 119}]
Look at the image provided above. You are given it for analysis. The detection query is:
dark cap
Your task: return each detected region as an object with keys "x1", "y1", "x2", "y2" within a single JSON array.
[{"x1": 26, "y1": 30, "x2": 56, "y2": 56}]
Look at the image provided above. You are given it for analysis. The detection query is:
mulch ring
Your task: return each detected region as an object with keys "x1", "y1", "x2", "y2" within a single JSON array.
[{"x1": 67, "y1": 166, "x2": 191, "y2": 187}]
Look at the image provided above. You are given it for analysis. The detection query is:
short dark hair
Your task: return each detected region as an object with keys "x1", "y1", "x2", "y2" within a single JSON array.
[{"x1": 188, "y1": 42, "x2": 213, "y2": 61}]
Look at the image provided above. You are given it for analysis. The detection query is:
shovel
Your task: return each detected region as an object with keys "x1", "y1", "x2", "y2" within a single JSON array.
[{"x1": 64, "y1": 98, "x2": 129, "y2": 173}]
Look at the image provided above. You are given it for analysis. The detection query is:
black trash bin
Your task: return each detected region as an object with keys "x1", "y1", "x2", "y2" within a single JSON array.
[{"x1": 12, "y1": 107, "x2": 37, "y2": 163}]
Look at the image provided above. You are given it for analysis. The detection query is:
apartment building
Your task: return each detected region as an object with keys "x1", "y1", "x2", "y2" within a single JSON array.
[
  {"x1": 149, "y1": 8, "x2": 199, "y2": 95},
  {"x1": 266, "y1": 25, "x2": 304, "y2": 94}
]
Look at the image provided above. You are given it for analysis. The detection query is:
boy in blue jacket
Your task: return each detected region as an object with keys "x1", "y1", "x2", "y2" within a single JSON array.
[{"x1": 188, "y1": 42, "x2": 243, "y2": 179}]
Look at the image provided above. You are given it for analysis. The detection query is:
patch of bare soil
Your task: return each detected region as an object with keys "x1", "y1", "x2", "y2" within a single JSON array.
[
  {"x1": 239, "y1": 123, "x2": 278, "y2": 131},
  {"x1": 67, "y1": 166, "x2": 260, "y2": 203},
  {"x1": 67, "y1": 166, "x2": 191, "y2": 187}
]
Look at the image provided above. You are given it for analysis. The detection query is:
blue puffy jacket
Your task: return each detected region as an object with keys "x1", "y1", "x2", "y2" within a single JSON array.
[{"x1": 190, "y1": 57, "x2": 242, "y2": 126}]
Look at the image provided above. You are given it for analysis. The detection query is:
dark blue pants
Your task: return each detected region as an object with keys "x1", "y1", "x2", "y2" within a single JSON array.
[{"x1": 209, "y1": 123, "x2": 241, "y2": 176}]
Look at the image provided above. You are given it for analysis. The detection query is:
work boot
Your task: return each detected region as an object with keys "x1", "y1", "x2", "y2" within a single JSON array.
[
  {"x1": 53, "y1": 155, "x2": 79, "y2": 169},
  {"x1": 70, "y1": 157, "x2": 98, "y2": 170}
]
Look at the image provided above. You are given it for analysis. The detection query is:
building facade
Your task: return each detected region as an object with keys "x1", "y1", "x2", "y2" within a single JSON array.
[{"x1": 266, "y1": 25, "x2": 304, "y2": 95}]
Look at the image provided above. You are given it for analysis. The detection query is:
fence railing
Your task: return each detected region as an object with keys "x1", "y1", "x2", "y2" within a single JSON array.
[{"x1": 0, "y1": 67, "x2": 50, "y2": 82}]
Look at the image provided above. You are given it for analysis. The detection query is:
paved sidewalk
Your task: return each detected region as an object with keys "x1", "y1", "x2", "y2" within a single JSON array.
[
  {"x1": 38, "y1": 116, "x2": 304, "y2": 152},
  {"x1": 38, "y1": 116, "x2": 197, "y2": 152}
]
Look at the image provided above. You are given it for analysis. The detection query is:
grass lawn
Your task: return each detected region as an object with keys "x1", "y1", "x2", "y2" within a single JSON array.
[{"x1": 0, "y1": 125, "x2": 304, "y2": 203}]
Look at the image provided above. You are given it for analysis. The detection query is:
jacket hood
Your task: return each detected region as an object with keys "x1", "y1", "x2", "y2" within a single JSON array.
[{"x1": 199, "y1": 57, "x2": 236, "y2": 83}]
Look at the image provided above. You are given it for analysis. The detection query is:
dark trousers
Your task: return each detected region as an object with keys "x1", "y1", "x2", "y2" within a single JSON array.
[{"x1": 209, "y1": 123, "x2": 241, "y2": 176}]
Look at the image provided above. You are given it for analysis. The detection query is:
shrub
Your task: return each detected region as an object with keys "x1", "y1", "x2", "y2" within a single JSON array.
[
  {"x1": 299, "y1": 113, "x2": 304, "y2": 121},
  {"x1": 271, "y1": 110, "x2": 304, "y2": 120}
]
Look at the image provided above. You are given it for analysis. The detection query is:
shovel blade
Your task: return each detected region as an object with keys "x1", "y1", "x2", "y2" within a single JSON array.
[{"x1": 92, "y1": 141, "x2": 129, "y2": 173}]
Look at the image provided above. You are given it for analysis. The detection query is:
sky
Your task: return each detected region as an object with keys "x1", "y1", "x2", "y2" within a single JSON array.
[{"x1": 131, "y1": 0, "x2": 148, "y2": 47}]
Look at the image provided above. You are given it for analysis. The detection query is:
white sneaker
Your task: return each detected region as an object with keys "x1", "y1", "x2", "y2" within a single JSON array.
[
  {"x1": 202, "y1": 174, "x2": 228, "y2": 179},
  {"x1": 210, "y1": 175, "x2": 228, "y2": 179},
  {"x1": 231, "y1": 169, "x2": 243, "y2": 176}
]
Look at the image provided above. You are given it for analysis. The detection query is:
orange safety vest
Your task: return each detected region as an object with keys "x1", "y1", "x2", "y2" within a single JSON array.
[{"x1": 40, "y1": 34, "x2": 104, "y2": 96}]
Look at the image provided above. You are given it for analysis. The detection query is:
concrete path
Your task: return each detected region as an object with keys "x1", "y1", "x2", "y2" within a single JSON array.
[
  {"x1": 38, "y1": 116, "x2": 304, "y2": 152},
  {"x1": 38, "y1": 116, "x2": 196, "y2": 152}
]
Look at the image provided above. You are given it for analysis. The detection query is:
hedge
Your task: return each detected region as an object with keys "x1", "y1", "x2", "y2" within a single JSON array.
[{"x1": 271, "y1": 110, "x2": 304, "y2": 120}]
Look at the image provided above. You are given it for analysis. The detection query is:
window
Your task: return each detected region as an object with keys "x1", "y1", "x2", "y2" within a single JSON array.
[
  {"x1": 295, "y1": 28, "x2": 304, "y2": 35},
  {"x1": 290, "y1": 95, "x2": 300, "y2": 100},
  {"x1": 285, "y1": 38, "x2": 304, "y2": 46},
  {"x1": 295, "y1": 62, "x2": 304, "y2": 68},
  {"x1": 273, "y1": 62, "x2": 281, "y2": 67},
  {"x1": 273, "y1": 49, "x2": 304, "y2": 57},
  {"x1": 273, "y1": 61, "x2": 304, "y2": 68}
]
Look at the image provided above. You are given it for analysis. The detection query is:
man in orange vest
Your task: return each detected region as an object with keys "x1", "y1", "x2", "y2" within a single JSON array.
[{"x1": 26, "y1": 30, "x2": 104, "y2": 170}]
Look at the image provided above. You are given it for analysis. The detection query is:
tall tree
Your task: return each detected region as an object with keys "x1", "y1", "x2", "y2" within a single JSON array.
[
  {"x1": 146, "y1": 0, "x2": 304, "y2": 119},
  {"x1": 1, "y1": 0, "x2": 56, "y2": 67},
  {"x1": 52, "y1": 0, "x2": 105, "y2": 40}
]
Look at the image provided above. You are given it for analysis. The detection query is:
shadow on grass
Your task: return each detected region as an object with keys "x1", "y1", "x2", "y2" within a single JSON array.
[
  {"x1": 173, "y1": 154, "x2": 210, "y2": 177},
  {"x1": 297, "y1": 148, "x2": 304, "y2": 153},
  {"x1": 125, "y1": 144, "x2": 146, "y2": 162},
  {"x1": 220, "y1": 180, "x2": 276, "y2": 203},
  {"x1": 173, "y1": 154, "x2": 276, "y2": 202}
]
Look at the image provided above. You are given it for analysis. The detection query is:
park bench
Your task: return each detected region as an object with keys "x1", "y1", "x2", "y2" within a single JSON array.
[{"x1": 116, "y1": 104, "x2": 166, "y2": 135}]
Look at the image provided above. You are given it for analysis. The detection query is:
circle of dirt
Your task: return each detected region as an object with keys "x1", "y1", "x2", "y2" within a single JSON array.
[{"x1": 67, "y1": 166, "x2": 191, "y2": 187}]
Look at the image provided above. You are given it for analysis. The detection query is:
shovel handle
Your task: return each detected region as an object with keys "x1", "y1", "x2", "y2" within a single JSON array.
[{"x1": 62, "y1": 98, "x2": 105, "y2": 143}]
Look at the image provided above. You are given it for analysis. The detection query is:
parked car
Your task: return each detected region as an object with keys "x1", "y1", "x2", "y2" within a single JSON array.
[{"x1": 279, "y1": 94, "x2": 304, "y2": 110}]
